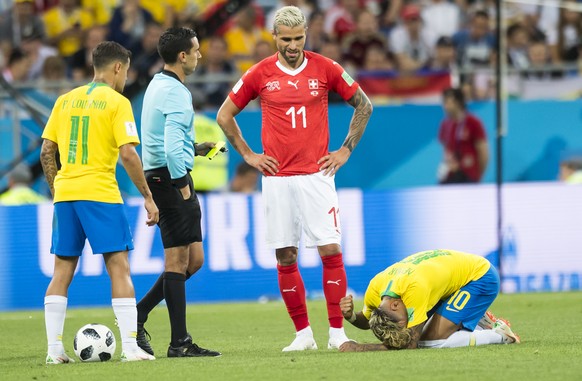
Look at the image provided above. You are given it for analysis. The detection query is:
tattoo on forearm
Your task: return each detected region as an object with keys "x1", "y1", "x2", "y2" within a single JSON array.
[
  {"x1": 40, "y1": 140, "x2": 58, "y2": 196},
  {"x1": 355, "y1": 343, "x2": 388, "y2": 352},
  {"x1": 343, "y1": 88, "x2": 372, "y2": 152}
]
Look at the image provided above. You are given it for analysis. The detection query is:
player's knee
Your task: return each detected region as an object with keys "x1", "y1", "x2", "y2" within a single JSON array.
[{"x1": 276, "y1": 248, "x2": 298, "y2": 266}]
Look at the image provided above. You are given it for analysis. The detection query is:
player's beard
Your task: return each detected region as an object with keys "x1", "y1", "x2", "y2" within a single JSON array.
[{"x1": 282, "y1": 48, "x2": 302, "y2": 67}]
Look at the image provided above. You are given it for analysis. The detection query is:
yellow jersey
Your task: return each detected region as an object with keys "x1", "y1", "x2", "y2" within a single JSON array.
[
  {"x1": 43, "y1": 7, "x2": 95, "y2": 57},
  {"x1": 42, "y1": 82, "x2": 139, "y2": 204},
  {"x1": 362, "y1": 250, "x2": 491, "y2": 328}
]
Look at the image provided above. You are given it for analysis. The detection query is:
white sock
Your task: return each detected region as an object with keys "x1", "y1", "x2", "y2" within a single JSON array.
[
  {"x1": 329, "y1": 327, "x2": 347, "y2": 338},
  {"x1": 297, "y1": 326, "x2": 313, "y2": 337},
  {"x1": 45, "y1": 295, "x2": 67, "y2": 355},
  {"x1": 419, "y1": 329, "x2": 504, "y2": 348},
  {"x1": 112, "y1": 298, "x2": 138, "y2": 352}
]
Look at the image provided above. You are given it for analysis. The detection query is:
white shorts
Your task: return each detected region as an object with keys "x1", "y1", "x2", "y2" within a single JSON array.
[{"x1": 262, "y1": 171, "x2": 341, "y2": 249}]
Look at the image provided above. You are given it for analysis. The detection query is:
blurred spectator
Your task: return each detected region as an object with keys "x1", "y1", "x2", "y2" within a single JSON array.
[
  {"x1": 304, "y1": 10, "x2": 330, "y2": 53},
  {"x1": 139, "y1": 0, "x2": 183, "y2": 28},
  {"x1": 523, "y1": 38, "x2": 563, "y2": 79},
  {"x1": 320, "y1": 40, "x2": 351, "y2": 103},
  {"x1": 559, "y1": 156, "x2": 582, "y2": 184},
  {"x1": 438, "y1": 88, "x2": 488, "y2": 184},
  {"x1": 452, "y1": 10, "x2": 495, "y2": 67},
  {"x1": 0, "y1": 0, "x2": 45, "y2": 65},
  {"x1": 266, "y1": 0, "x2": 313, "y2": 31},
  {"x1": 70, "y1": 25, "x2": 107, "y2": 81},
  {"x1": 341, "y1": 9, "x2": 387, "y2": 69},
  {"x1": 421, "y1": 0, "x2": 461, "y2": 48},
  {"x1": 21, "y1": 31, "x2": 58, "y2": 80},
  {"x1": 124, "y1": 22, "x2": 164, "y2": 98},
  {"x1": 42, "y1": 0, "x2": 94, "y2": 58},
  {"x1": 362, "y1": 44, "x2": 395, "y2": 71},
  {"x1": 224, "y1": 4, "x2": 273, "y2": 73},
  {"x1": 506, "y1": 23, "x2": 530, "y2": 69},
  {"x1": 82, "y1": 0, "x2": 117, "y2": 26},
  {"x1": 377, "y1": 0, "x2": 403, "y2": 32},
  {"x1": 324, "y1": 0, "x2": 362, "y2": 41},
  {"x1": 254, "y1": 39, "x2": 275, "y2": 62},
  {"x1": 0, "y1": 163, "x2": 47, "y2": 205},
  {"x1": 191, "y1": 111, "x2": 229, "y2": 193},
  {"x1": 191, "y1": 35, "x2": 238, "y2": 109},
  {"x1": 37, "y1": 55, "x2": 69, "y2": 95},
  {"x1": 426, "y1": 36, "x2": 457, "y2": 70},
  {"x1": 548, "y1": 2, "x2": 582, "y2": 63},
  {"x1": 1, "y1": 48, "x2": 31, "y2": 82},
  {"x1": 108, "y1": 0, "x2": 155, "y2": 50},
  {"x1": 390, "y1": 4, "x2": 432, "y2": 72},
  {"x1": 229, "y1": 162, "x2": 260, "y2": 193}
]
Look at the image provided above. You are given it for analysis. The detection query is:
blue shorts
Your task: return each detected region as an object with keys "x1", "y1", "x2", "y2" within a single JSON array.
[
  {"x1": 432, "y1": 265, "x2": 500, "y2": 331},
  {"x1": 51, "y1": 201, "x2": 134, "y2": 256}
]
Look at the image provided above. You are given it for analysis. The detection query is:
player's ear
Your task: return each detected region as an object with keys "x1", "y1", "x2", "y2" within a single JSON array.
[{"x1": 114, "y1": 62, "x2": 121, "y2": 74}]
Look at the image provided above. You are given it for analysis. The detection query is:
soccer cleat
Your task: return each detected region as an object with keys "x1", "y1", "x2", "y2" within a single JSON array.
[
  {"x1": 328, "y1": 327, "x2": 352, "y2": 350},
  {"x1": 136, "y1": 324, "x2": 154, "y2": 356},
  {"x1": 478, "y1": 311, "x2": 498, "y2": 330},
  {"x1": 121, "y1": 348, "x2": 156, "y2": 362},
  {"x1": 282, "y1": 334, "x2": 318, "y2": 352},
  {"x1": 45, "y1": 352, "x2": 75, "y2": 365},
  {"x1": 167, "y1": 334, "x2": 222, "y2": 358},
  {"x1": 493, "y1": 320, "x2": 521, "y2": 344}
]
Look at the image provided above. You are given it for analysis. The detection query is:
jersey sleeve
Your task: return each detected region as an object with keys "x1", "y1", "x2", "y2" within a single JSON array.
[
  {"x1": 468, "y1": 115, "x2": 486, "y2": 141},
  {"x1": 112, "y1": 95, "x2": 140, "y2": 148},
  {"x1": 325, "y1": 58, "x2": 359, "y2": 102},
  {"x1": 362, "y1": 280, "x2": 381, "y2": 320},
  {"x1": 228, "y1": 66, "x2": 261, "y2": 110},
  {"x1": 42, "y1": 95, "x2": 62, "y2": 143}
]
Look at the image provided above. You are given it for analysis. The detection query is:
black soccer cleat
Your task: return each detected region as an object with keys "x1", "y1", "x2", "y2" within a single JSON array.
[
  {"x1": 167, "y1": 334, "x2": 221, "y2": 358},
  {"x1": 136, "y1": 324, "x2": 154, "y2": 356}
]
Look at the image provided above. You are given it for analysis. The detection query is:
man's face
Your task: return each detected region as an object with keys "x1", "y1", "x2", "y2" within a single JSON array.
[
  {"x1": 470, "y1": 16, "x2": 489, "y2": 39},
  {"x1": 183, "y1": 37, "x2": 201, "y2": 75},
  {"x1": 274, "y1": 24, "x2": 306, "y2": 68},
  {"x1": 443, "y1": 96, "x2": 459, "y2": 115}
]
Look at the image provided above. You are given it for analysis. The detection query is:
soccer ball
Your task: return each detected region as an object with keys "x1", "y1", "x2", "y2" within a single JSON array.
[{"x1": 73, "y1": 323, "x2": 116, "y2": 362}]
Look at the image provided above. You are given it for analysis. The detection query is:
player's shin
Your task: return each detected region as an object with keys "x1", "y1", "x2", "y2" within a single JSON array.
[
  {"x1": 45, "y1": 295, "x2": 67, "y2": 354},
  {"x1": 112, "y1": 298, "x2": 139, "y2": 352},
  {"x1": 321, "y1": 253, "x2": 347, "y2": 328},
  {"x1": 277, "y1": 263, "x2": 309, "y2": 331}
]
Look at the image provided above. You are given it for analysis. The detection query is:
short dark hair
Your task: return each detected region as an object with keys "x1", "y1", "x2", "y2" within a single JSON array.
[
  {"x1": 157, "y1": 27, "x2": 197, "y2": 64},
  {"x1": 473, "y1": 10, "x2": 489, "y2": 19},
  {"x1": 443, "y1": 87, "x2": 466, "y2": 109},
  {"x1": 92, "y1": 41, "x2": 131, "y2": 69}
]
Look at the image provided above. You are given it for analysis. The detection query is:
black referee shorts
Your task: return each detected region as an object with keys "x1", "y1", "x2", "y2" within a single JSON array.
[{"x1": 145, "y1": 167, "x2": 202, "y2": 249}]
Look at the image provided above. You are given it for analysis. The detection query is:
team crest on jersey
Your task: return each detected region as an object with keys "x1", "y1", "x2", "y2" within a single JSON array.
[
  {"x1": 266, "y1": 81, "x2": 280, "y2": 91},
  {"x1": 308, "y1": 79, "x2": 318, "y2": 89}
]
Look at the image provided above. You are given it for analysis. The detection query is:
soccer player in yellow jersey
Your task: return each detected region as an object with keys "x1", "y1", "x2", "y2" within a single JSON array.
[
  {"x1": 339, "y1": 250, "x2": 521, "y2": 352},
  {"x1": 40, "y1": 41, "x2": 159, "y2": 364}
]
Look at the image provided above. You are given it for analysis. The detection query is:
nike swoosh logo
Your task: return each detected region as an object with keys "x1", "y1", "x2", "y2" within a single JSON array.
[{"x1": 445, "y1": 306, "x2": 460, "y2": 312}]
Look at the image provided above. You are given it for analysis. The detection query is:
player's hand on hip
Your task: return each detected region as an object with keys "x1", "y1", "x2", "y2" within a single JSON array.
[
  {"x1": 144, "y1": 197, "x2": 159, "y2": 226},
  {"x1": 179, "y1": 184, "x2": 191, "y2": 200},
  {"x1": 340, "y1": 294, "x2": 354, "y2": 319},
  {"x1": 246, "y1": 152, "x2": 279, "y2": 175},
  {"x1": 318, "y1": 146, "x2": 351, "y2": 176}
]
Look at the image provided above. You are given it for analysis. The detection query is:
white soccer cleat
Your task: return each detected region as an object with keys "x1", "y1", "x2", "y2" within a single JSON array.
[
  {"x1": 45, "y1": 352, "x2": 75, "y2": 365},
  {"x1": 282, "y1": 328, "x2": 318, "y2": 352},
  {"x1": 327, "y1": 327, "x2": 352, "y2": 350},
  {"x1": 478, "y1": 311, "x2": 498, "y2": 330},
  {"x1": 493, "y1": 320, "x2": 521, "y2": 344},
  {"x1": 121, "y1": 348, "x2": 156, "y2": 362}
]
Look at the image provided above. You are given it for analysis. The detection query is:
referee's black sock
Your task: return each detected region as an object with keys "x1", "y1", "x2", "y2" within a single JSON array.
[
  {"x1": 137, "y1": 274, "x2": 164, "y2": 324},
  {"x1": 163, "y1": 272, "x2": 188, "y2": 347}
]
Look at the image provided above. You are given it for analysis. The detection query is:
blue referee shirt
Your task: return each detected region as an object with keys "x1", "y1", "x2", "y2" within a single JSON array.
[{"x1": 141, "y1": 70, "x2": 195, "y2": 187}]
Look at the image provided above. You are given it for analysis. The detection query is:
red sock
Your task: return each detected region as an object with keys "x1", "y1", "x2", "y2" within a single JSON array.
[
  {"x1": 322, "y1": 253, "x2": 347, "y2": 328},
  {"x1": 277, "y1": 263, "x2": 309, "y2": 332}
]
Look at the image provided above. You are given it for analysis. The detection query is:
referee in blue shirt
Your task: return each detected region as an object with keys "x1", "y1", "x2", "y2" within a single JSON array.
[{"x1": 137, "y1": 27, "x2": 221, "y2": 358}]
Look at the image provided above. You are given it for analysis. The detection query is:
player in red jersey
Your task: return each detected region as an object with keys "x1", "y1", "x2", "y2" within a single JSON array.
[{"x1": 216, "y1": 5, "x2": 373, "y2": 352}]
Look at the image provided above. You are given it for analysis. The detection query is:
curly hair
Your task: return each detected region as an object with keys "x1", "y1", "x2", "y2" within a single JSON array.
[{"x1": 369, "y1": 308, "x2": 412, "y2": 349}]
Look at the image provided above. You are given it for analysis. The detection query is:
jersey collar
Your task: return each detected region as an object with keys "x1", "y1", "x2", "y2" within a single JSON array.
[
  {"x1": 275, "y1": 56, "x2": 308, "y2": 76},
  {"x1": 161, "y1": 69, "x2": 182, "y2": 83}
]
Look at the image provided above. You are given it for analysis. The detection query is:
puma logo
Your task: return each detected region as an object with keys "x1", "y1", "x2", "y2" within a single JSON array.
[
  {"x1": 326, "y1": 279, "x2": 342, "y2": 286},
  {"x1": 282, "y1": 286, "x2": 297, "y2": 293},
  {"x1": 288, "y1": 80, "x2": 299, "y2": 90}
]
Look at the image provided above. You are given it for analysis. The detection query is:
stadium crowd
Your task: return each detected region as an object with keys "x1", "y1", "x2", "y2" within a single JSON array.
[{"x1": 1, "y1": 0, "x2": 582, "y2": 106}]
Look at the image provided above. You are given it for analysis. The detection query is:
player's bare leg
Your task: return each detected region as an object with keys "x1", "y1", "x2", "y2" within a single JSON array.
[
  {"x1": 45, "y1": 255, "x2": 78, "y2": 364},
  {"x1": 277, "y1": 247, "x2": 317, "y2": 352},
  {"x1": 318, "y1": 244, "x2": 351, "y2": 349}
]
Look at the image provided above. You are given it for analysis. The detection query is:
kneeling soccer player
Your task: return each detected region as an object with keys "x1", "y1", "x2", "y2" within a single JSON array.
[{"x1": 339, "y1": 249, "x2": 520, "y2": 352}]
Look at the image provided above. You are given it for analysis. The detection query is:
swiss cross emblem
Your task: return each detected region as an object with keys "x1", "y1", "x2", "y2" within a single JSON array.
[{"x1": 308, "y1": 79, "x2": 318, "y2": 89}]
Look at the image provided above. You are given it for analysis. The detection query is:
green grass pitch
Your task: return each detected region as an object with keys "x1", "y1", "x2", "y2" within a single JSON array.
[{"x1": 1, "y1": 292, "x2": 581, "y2": 381}]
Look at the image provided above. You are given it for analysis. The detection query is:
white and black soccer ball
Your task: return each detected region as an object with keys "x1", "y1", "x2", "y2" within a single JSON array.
[{"x1": 73, "y1": 323, "x2": 116, "y2": 362}]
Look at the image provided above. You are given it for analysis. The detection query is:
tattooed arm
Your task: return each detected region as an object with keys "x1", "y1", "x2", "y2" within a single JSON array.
[
  {"x1": 318, "y1": 87, "x2": 373, "y2": 176},
  {"x1": 40, "y1": 139, "x2": 58, "y2": 198}
]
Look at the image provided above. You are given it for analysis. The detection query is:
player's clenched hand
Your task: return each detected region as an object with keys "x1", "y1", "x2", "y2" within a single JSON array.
[
  {"x1": 339, "y1": 341, "x2": 359, "y2": 352},
  {"x1": 194, "y1": 142, "x2": 215, "y2": 156},
  {"x1": 246, "y1": 152, "x2": 279, "y2": 175},
  {"x1": 318, "y1": 146, "x2": 351, "y2": 176},
  {"x1": 144, "y1": 197, "x2": 159, "y2": 226},
  {"x1": 340, "y1": 294, "x2": 354, "y2": 319}
]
